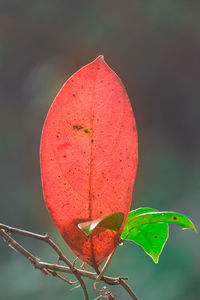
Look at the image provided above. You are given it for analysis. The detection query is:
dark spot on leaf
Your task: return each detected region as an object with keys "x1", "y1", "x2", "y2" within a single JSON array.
[
  {"x1": 154, "y1": 236, "x2": 158, "y2": 239},
  {"x1": 100, "y1": 211, "x2": 103, "y2": 215},
  {"x1": 73, "y1": 93, "x2": 76, "y2": 97},
  {"x1": 83, "y1": 128, "x2": 91, "y2": 134},
  {"x1": 73, "y1": 125, "x2": 83, "y2": 130},
  {"x1": 91, "y1": 139, "x2": 94, "y2": 143},
  {"x1": 64, "y1": 183, "x2": 67, "y2": 186},
  {"x1": 63, "y1": 155, "x2": 66, "y2": 158},
  {"x1": 173, "y1": 216, "x2": 178, "y2": 220}
]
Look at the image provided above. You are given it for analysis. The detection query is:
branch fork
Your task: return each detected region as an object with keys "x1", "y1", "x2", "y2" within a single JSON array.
[{"x1": 0, "y1": 223, "x2": 138, "y2": 300}]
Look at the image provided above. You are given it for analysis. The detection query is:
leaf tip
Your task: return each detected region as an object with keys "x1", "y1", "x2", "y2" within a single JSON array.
[
  {"x1": 182, "y1": 225, "x2": 198, "y2": 233},
  {"x1": 153, "y1": 257, "x2": 159, "y2": 264},
  {"x1": 191, "y1": 223, "x2": 198, "y2": 233},
  {"x1": 149, "y1": 252, "x2": 160, "y2": 264},
  {"x1": 78, "y1": 222, "x2": 90, "y2": 236},
  {"x1": 96, "y1": 54, "x2": 104, "y2": 61}
]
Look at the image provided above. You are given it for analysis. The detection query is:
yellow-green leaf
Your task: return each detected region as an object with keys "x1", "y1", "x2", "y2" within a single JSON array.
[{"x1": 78, "y1": 212, "x2": 124, "y2": 236}]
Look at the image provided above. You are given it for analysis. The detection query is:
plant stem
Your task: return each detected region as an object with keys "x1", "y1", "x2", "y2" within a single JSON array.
[
  {"x1": 0, "y1": 222, "x2": 138, "y2": 300},
  {"x1": 0, "y1": 224, "x2": 89, "y2": 300},
  {"x1": 96, "y1": 248, "x2": 116, "y2": 282}
]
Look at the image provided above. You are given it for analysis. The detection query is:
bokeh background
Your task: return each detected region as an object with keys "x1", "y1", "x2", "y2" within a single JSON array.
[{"x1": 0, "y1": 1, "x2": 199, "y2": 299}]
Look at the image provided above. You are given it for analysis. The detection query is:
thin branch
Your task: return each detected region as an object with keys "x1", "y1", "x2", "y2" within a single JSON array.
[
  {"x1": 0, "y1": 224, "x2": 89, "y2": 300},
  {"x1": 0, "y1": 228, "x2": 48, "y2": 275},
  {"x1": 118, "y1": 279, "x2": 138, "y2": 300},
  {"x1": 0, "y1": 222, "x2": 138, "y2": 300},
  {"x1": 96, "y1": 248, "x2": 116, "y2": 282}
]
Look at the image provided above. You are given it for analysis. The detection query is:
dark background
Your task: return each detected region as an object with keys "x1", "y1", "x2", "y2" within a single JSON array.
[{"x1": 0, "y1": 1, "x2": 199, "y2": 299}]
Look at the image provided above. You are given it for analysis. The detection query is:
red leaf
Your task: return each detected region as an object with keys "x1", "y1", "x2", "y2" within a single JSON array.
[{"x1": 40, "y1": 56, "x2": 138, "y2": 269}]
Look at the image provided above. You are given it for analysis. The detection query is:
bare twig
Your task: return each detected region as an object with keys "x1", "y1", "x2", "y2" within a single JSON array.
[
  {"x1": 96, "y1": 248, "x2": 116, "y2": 282},
  {"x1": 0, "y1": 224, "x2": 89, "y2": 300},
  {"x1": 0, "y1": 228, "x2": 49, "y2": 275},
  {"x1": 0, "y1": 222, "x2": 138, "y2": 300},
  {"x1": 118, "y1": 279, "x2": 138, "y2": 300}
]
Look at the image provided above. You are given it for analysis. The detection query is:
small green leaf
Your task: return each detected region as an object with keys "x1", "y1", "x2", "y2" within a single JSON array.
[
  {"x1": 121, "y1": 208, "x2": 197, "y2": 263},
  {"x1": 78, "y1": 212, "x2": 124, "y2": 236},
  {"x1": 125, "y1": 211, "x2": 197, "y2": 233},
  {"x1": 121, "y1": 208, "x2": 169, "y2": 263}
]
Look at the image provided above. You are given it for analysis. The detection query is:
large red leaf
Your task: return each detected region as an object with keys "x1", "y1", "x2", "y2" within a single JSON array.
[{"x1": 40, "y1": 56, "x2": 138, "y2": 270}]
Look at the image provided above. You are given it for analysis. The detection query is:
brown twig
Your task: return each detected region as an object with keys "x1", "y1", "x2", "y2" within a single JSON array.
[
  {"x1": 118, "y1": 279, "x2": 138, "y2": 300},
  {"x1": 96, "y1": 248, "x2": 116, "y2": 282},
  {"x1": 0, "y1": 224, "x2": 89, "y2": 300},
  {"x1": 0, "y1": 222, "x2": 138, "y2": 300}
]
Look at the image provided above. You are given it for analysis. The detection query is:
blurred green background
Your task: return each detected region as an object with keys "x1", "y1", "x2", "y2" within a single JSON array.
[{"x1": 0, "y1": 1, "x2": 199, "y2": 299}]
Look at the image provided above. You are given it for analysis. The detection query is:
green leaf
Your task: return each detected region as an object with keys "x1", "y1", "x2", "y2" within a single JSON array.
[
  {"x1": 121, "y1": 208, "x2": 169, "y2": 263},
  {"x1": 121, "y1": 208, "x2": 197, "y2": 263},
  {"x1": 78, "y1": 212, "x2": 124, "y2": 236},
  {"x1": 124, "y1": 211, "x2": 197, "y2": 233}
]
